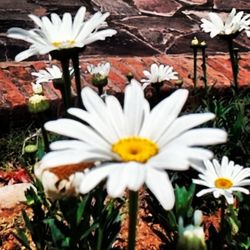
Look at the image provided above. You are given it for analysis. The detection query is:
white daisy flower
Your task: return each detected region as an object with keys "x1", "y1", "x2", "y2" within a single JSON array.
[
  {"x1": 41, "y1": 80, "x2": 227, "y2": 210},
  {"x1": 31, "y1": 82, "x2": 43, "y2": 94},
  {"x1": 87, "y1": 62, "x2": 111, "y2": 77},
  {"x1": 141, "y1": 63, "x2": 178, "y2": 89},
  {"x1": 7, "y1": 6, "x2": 117, "y2": 61},
  {"x1": 193, "y1": 156, "x2": 250, "y2": 204},
  {"x1": 201, "y1": 8, "x2": 250, "y2": 38},
  {"x1": 32, "y1": 65, "x2": 74, "y2": 84}
]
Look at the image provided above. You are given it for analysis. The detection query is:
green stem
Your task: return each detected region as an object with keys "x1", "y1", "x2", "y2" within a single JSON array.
[
  {"x1": 201, "y1": 46, "x2": 207, "y2": 91},
  {"x1": 220, "y1": 197, "x2": 226, "y2": 249},
  {"x1": 128, "y1": 191, "x2": 139, "y2": 250},
  {"x1": 227, "y1": 38, "x2": 239, "y2": 91},
  {"x1": 38, "y1": 113, "x2": 50, "y2": 153},
  {"x1": 60, "y1": 57, "x2": 72, "y2": 110},
  {"x1": 71, "y1": 53, "x2": 83, "y2": 108},
  {"x1": 193, "y1": 47, "x2": 198, "y2": 88},
  {"x1": 96, "y1": 227, "x2": 103, "y2": 250},
  {"x1": 97, "y1": 85, "x2": 104, "y2": 96}
]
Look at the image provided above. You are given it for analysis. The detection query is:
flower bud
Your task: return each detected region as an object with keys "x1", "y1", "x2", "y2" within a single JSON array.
[
  {"x1": 177, "y1": 210, "x2": 207, "y2": 250},
  {"x1": 24, "y1": 144, "x2": 38, "y2": 154},
  {"x1": 28, "y1": 94, "x2": 49, "y2": 113},
  {"x1": 91, "y1": 73, "x2": 108, "y2": 87},
  {"x1": 191, "y1": 37, "x2": 199, "y2": 47},
  {"x1": 200, "y1": 41, "x2": 207, "y2": 47}
]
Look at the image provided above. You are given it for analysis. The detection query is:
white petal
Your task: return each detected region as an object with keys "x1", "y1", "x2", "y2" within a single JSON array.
[
  {"x1": 140, "y1": 89, "x2": 188, "y2": 141},
  {"x1": 148, "y1": 149, "x2": 190, "y2": 170},
  {"x1": 124, "y1": 80, "x2": 145, "y2": 135},
  {"x1": 193, "y1": 179, "x2": 212, "y2": 188},
  {"x1": 40, "y1": 149, "x2": 91, "y2": 168},
  {"x1": 68, "y1": 107, "x2": 118, "y2": 143},
  {"x1": 169, "y1": 128, "x2": 227, "y2": 146},
  {"x1": 231, "y1": 187, "x2": 249, "y2": 194},
  {"x1": 45, "y1": 118, "x2": 110, "y2": 150},
  {"x1": 196, "y1": 188, "x2": 215, "y2": 197},
  {"x1": 82, "y1": 29, "x2": 117, "y2": 46},
  {"x1": 224, "y1": 191, "x2": 234, "y2": 204},
  {"x1": 157, "y1": 113, "x2": 215, "y2": 148},
  {"x1": 80, "y1": 165, "x2": 113, "y2": 194},
  {"x1": 125, "y1": 162, "x2": 146, "y2": 191},
  {"x1": 105, "y1": 95, "x2": 127, "y2": 137},
  {"x1": 145, "y1": 168, "x2": 175, "y2": 210},
  {"x1": 72, "y1": 7, "x2": 86, "y2": 38}
]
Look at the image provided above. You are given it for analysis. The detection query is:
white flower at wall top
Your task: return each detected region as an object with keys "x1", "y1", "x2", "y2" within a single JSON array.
[
  {"x1": 7, "y1": 6, "x2": 117, "y2": 61},
  {"x1": 201, "y1": 8, "x2": 250, "y2": 38}
]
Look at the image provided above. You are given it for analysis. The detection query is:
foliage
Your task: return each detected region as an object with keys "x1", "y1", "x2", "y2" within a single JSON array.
[{"x1": 15, "y1": 180, "x2": 123, "y2": 250}]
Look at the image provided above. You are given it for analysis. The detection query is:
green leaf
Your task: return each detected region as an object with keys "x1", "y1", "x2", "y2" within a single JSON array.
[
  {"x1": 44, "y1": 218, "x2": 68, "y2": 248},
  {"x1": 14, "y1": 228, "x2": 32, "y2": 250},
  {"x1": 175, "y1": 184, "x2": 195, "y2": 219}
]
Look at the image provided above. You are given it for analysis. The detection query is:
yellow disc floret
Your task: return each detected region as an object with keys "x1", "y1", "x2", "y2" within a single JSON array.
[
  {"x1": 52, "y1": 40, "x2": 76, "y2": 49},
  {"x1": 214, "y1": 177, "x2": 233, "y2": 189},
  {"x1": 112, "y1": 137, "x2": 159, "y2": 163}
]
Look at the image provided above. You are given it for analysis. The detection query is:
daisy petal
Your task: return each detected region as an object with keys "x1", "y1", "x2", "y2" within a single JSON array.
[{"x1": 146, "y1": 168, "x2": 175, "y2": 210}]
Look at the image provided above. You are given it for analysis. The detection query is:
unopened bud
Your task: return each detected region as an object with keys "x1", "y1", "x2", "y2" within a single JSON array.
[
  {"x1": 92, "y1": 74, "x2": 108, "y2": 87},
  {"x1": 177, "y1": 210, "x2": 207, "y2": 250},
  {"x1": 24, "y1": 144, "x2": 38, "y2": 154},
  {"x1": 28, "y1": 94, "x2": 49, "y2": 113},
  {"x1": 200, "y1": 41, "x2": 207, "y2": 47},
  {"x1": 191, "y1": 37, "x2": 199, "y2": 46}
]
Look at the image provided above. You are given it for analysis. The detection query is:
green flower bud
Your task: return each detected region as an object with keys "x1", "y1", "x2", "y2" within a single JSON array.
[
  {"x1": 28, "y1": 94, "x2": 49, "y2": 113},
  {"x1": 92, "y1": 73, "x2": 108, "y2": 87},
  {"x1": 24, "y1": 144, "x2": 38, "y2": 154}
]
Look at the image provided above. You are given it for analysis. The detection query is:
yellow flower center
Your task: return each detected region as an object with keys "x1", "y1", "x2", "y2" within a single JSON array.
[
  {"x1": 112, "y1": 137, "x2": 159, "y2": 163},
  {"x1": 52, "y1": 40, "x2": 76, "y2": 49},
  {"x1": 214, "y1": 177, "x2": 233, "y2": 189}
]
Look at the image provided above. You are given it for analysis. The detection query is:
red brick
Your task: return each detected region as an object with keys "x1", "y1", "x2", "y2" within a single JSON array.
[
  {"x1": 121, "y1": 57, "x2": 147, "y2": 80},
  {"x1": 0, "y1": 70, "x2": 26, "y2": 107}
]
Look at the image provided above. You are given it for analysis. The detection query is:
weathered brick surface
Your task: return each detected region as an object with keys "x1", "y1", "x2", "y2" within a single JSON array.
[
  {"x1": 0, "y1": 53, "x2": 249, "y2": 132},
  {"x1": 0, "y1": 0, "x2": 249, "y2": 61}
]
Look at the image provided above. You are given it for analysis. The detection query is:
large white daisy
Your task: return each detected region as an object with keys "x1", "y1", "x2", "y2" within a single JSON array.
[
  {"x1": 201, "y1": 8, "x2": 250, "y2": 38},
  {"x1": 193, "y1": 156, "x2": 250, "y2": 204},
  {"x1": 7, "y1": 6, "x2": 117, "y2": 61},
  {"x1": 41, "y1": 80, "x2": 227, "y2": 209},
  {"x1": 141, "y1": 63, "x2": 178, "y2": 89}
]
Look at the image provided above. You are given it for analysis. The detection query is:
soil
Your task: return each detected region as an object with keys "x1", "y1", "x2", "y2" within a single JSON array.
[{"x1": 0, "y1": 174, "x2": 220, "y2": 250}]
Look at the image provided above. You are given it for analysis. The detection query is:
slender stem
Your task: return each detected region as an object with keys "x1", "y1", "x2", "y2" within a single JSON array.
[
  {"x1": 128, "y1": 191, "x2": 139, "y2": 250},
  {"x1": 96, "y1": 227, "x2": 103, "y2": 250},
  {"x1": 71, "y1": 53, "x2": 83, "y2": 108},
  {"x1": 220, "y1": 197, "x2": 226, "y2": 249},
  {"x1": 37, "y1": 113, "x2": 49, "y2": 153},
  {"x1": 201, "y1": 46, "x2": 207, "y2": 90},
  {"x1": 227, "y1": 38, "x2": 239, "y2": 91},
  {"x1": 97, "y1": 85, "x2": 104, "y2": 96},
  {"x1": 193, "y1": 47, "x2": 198, "y2": 88},
  {"x1": 60, "y1": 57, "x2": 72, "y2": 110}
]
